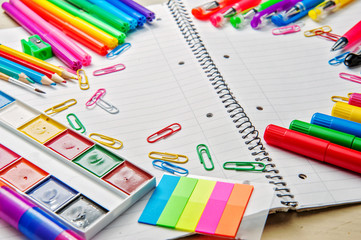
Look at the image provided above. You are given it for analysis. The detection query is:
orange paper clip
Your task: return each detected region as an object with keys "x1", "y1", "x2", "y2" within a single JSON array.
[
  {"x1": 93, "y1": 64, "x2": 125, "y2": 76},
  {"x1": 147, "y1": 123, "x2": 181, "y2": 143}
]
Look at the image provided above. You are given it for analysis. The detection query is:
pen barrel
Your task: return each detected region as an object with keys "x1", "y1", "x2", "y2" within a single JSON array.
[
  {"x1": 326, "y1": 144, "x2": 361, "y2": 174},
  {"x1": 343, "y1": 20, "x2": 361, "y2": 41}
]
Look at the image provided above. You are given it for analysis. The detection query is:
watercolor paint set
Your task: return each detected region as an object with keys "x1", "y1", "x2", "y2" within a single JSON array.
[
  {"x1": 0, "y1": 90, "x2": 156, "y2": 239},
  {"x1": 139, "y1": 175, "x2": 254, "y2": 238}
]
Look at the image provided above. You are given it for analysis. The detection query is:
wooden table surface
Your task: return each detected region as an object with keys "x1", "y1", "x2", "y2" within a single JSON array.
[{"x1": 0, "y1": 0, "x2": 360, "y2": 239}]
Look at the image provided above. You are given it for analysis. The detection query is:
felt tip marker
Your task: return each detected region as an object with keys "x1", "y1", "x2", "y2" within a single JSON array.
[{"x1": 264, "y1": 124, "x2": 361, "y2": 174}]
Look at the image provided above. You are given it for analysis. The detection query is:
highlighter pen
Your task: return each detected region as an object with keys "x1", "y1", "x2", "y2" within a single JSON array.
[
  {"x1": 21, "y1": 0, "x2": 109, "y2": 56},
  {"x1": 308, "y1": 0, "x2": 355, "y2": 22},
  {"x1": 0, "y1": 56, "x2": 55, "y2": 86},
  {"x1": 264, "y1": 124, "x2": 361, "y2": 174},
  {"x1": 31, "y1": 0, "x2": 118, "y2": 49},
  {"x1": 210, "y1": 0, "x2": 261, "y2": 27},
  {"x1": 331, "y1": 20, "x2": 361, "y2": 51},
  {"x1": 311, "y1": 113, "x2": 361, "y2": 139},
  {"x1": 0, "y1": 183, "x2": 83, "y2": 240},
  {"x1": 11, "y1": 0, "x2": 91, "y2": 67},
  {"x1": 87, "y1": 0, "x2": 138, "y2": 30},
  {"x1": 230, "y1": 0, "x2": 283, "y2": 29},
  {"x1": 286, "y1": 0, "x2": 325, "y2": 16},
  {"x1": 47, "y1": 0, "x2": 126, "y2": 44},
  {"x1": 192, "y1": 0, "x2": 242, "y2": 20},
  {"x1": 0, "y1": 50, "x2": 65, "y2": 83},
  {"x1": 2, "y1": 2, "x2": 82, "y2": 71},
  {"x1": 105, "y1": 0, "x2": 146, "y2": 27},
  {"x1": 290, "y1": 120, "x2": 361, "y2": 152},
  {"x1": 332, "y1": 101, "x2": 361, "y2": 123},
  {"x1": 65, "y1": 0, "x2": 130, "y2": 33},
  {"x1": 118, "y1": 0, "x2": 155, "y2": 23}
]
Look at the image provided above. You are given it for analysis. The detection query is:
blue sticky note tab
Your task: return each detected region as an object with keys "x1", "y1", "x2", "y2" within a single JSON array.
[
  {"x1": 0, "y1": 91, "x2": 15, "y2": 109},
  {"x1": 138, "y1": 175, "x2": 180, "y2": 225}
]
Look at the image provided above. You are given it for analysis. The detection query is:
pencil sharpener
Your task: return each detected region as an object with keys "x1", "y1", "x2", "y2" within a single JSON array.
[{"x1": 21, "y1": 35, "x2": 53, "y2": 60}]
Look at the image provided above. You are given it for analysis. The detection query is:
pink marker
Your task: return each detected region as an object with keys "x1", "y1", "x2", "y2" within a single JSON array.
[
  {"x1": 210, "y1": 0, "x2": 261, "y2": 27},
  {"x1": 195, "y1": 182, "x2": 234, "y2": 234},
  {"x1": 2, "y1": 2, "x2": 82, "y2": 70},
  {"x1": 9, "y1": 0, "x2": 91, "y2": 66}
]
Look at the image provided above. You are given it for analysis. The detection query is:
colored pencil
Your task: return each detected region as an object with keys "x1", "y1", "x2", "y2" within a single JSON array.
[{"x1": 0, "y1": 72, "x2": 45, "y2": 94}]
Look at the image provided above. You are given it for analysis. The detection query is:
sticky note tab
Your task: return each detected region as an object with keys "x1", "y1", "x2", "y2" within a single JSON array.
[
  {"x1": 0, "y1": 91, "x2": 15, "y2": 109},
  {"x1": 156, "y1": 177, "x2": 198, "y2": 228},
  {"x1": 195, "y1": 182, "x2": 234, "y2": 235},
  {"x1": 215, "y1": 184, "x2": 254, "y2": 238},
  {"x1": 138, "y1": 175, "x2": 180, "y2": 225},
  {"x1": 175, "y1": 179, "x2": 216, "y2": 232}
]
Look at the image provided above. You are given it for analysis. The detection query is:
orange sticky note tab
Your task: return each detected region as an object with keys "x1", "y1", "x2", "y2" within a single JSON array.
[{"x1": 214, "y1": 184, "x2": 254, "y2": 238}]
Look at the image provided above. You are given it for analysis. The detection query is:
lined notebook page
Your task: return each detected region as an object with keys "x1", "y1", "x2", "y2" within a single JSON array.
[
  {"x1": 0, "y1": 3, "x2": 270, "y2": 240},
  {"x1": 184, "y1": 0, "x2": 361, "y2": 210}
]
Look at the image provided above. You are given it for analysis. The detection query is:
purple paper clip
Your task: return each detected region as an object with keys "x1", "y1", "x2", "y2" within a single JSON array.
[
  {"x1": 93, "y1": 64, "x2": 126, "y2": 76},
  {"x1": 250, "y1": 0, "x2": 302, "y2": 29},
  {"x1": 272, "y1": 24, "x2": 301, "y2": 35}
]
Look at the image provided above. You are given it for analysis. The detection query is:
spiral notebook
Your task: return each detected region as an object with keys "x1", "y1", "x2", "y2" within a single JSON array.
[{"x1": 0, "y1": 0, "x2": 361, "y2": 239}]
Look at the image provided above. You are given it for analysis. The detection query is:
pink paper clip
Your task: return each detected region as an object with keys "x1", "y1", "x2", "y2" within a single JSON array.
[
  {"x1": 147, "y1": 123, "x2": 182, "y2": 143},
  {"x1": 93, "y1": 64, "x2": 126, "y2": 76},
  {"x1": 272, "y1": 25, "x2": 301, "y2": 35},
  {"x1": 86, "y1": 88, "x2": 106, "y2": 106},
  {"x1": 339, "y1": 72, "x2": 361, "y2": 84}
]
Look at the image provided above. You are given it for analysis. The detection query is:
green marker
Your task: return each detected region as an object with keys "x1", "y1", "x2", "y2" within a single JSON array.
[
  {"x1": 290, "y1": 120, "x2": 361, "y2": 152},
  {"x1": 65, "y1": 0, "x2": 130, "y2": 33},
  {"x1": 230, "y1": 0, "x2": 283, "y2": 28},
  {"x1": 47, "y1": 0, "x2": 126, "y2": 44},
  {"x1": 0, "y1": 63, "x2": 34, "y2": 84}
]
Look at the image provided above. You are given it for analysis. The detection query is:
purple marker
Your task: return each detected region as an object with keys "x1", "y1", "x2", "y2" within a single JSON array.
[
  {"x1": 118, "y1": 0, "x2": 155, "y2": 22},
  {"x1": 0, "y1": 183, "x2": 83, "y2": 240},
  {"x1": 250, "y1": 0, "x2": 302, "y2": 29}
]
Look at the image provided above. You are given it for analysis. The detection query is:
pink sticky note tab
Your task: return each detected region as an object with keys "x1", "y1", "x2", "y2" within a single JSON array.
[{"x1": 195, "y1": 182, "x2": 234, "y2": 235}]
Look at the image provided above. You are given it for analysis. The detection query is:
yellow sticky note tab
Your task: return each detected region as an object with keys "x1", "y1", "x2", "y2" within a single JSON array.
[{"x1": 175, "y1": 179, "x2": 216, "y2": 232}]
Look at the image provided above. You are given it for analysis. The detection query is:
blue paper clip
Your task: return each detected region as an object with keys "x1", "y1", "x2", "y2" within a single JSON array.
[
  {"x1": 106, "y1": 43, "x2": 131, "y2": 59},
  {"x1": 152, "y1": 159, "x2": 188, "y2": 176},
  {"x1": 329, "y1": 51, "x2": 350, "y2": 66}
]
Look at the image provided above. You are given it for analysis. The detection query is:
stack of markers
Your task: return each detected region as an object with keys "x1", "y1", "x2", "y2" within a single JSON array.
[
  {"x1": 263, "y1": 92, "x2": 361, "y2": 175},
  {"x1": 1, "y1": 0, "x2": 155, "y2": 70},
  {"x1": 192, "y1": 0, "x2": 354, "y2": 29}
]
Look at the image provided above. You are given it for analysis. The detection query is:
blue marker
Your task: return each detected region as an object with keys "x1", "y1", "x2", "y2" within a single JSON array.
[
  {"x1": 87, "y1": 0, "x2": 138, "y2": 30},
  {"x1": 286, "y1": 0, "x2": 324, "y2": 16},
  {"x1": 311, "y1": 113, "x2": 361, "y2": 139},
  {"x1": 105, "y1": 0, "x2": 146, "y2": 27}
]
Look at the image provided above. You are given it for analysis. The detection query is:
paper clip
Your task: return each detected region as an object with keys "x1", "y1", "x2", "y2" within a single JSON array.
[
  {"x1": 329, "y1": 52, "x2": 351, "y2": 66},
  {"x1": 93, "y1": 64, "x2": 126, "y2": 76},
  {"x1": 86, "y1": 88, "x2": 119, "y2": 114},
  {"x1": 89, "y1": 133, "x2": 123, "y2": 149},
  {"x1": 304, "y1": 25, "x2": 332, "y2": 37},
  {"x1": 223, "y1": 161, "x2": 266, "y2": 171},
  {"x1": 197, "y1": 144, "x2": 214, "y2": 171},
  {"x1": 152, "y1": 159, "x2": 188, "y2": 176},
  {"x1": 106, "y1": 43, "x2": 131, "y2": 59},
  {"x1": 147, "y1": 123, "x2": 182, "y2": 143},
  {"x1": 77, "y1": 69, "x2": 89, "y2": 90},
  {"x1": 44, "y1": 99, "x2": 77, "y2": 115},
  {"x1": 339, "y1": 73, "x2": 361, "y2": 84},
  {"x1": 66, "y1": 113, "x2": 86, "y2": 133},
  {"x1": 148, "y1": 151, "x2": 188, "y2": 163},
  {"x1": 272, "y1": 25, "x2": 301, "y2": 35}
]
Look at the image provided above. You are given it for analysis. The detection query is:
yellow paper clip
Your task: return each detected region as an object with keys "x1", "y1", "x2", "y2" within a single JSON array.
[
  {"x1": 77, "y1": 69, "x2": 89, "y2": 90},
  {"x1": 89, "y1": 133, "x2": 123, "y2": 149},
  {"x1": 44, "y1": 99, "x2": 77, "y2": 115},
  {"x1": 148, "y1": 151, "x2": 188, "y2": 163},
  {"x1": 304, "y1": 25, "x2": 332, "y2": 37},
  {"x1": 331, "y1": 95, "x2": 349, "y2": 103}
]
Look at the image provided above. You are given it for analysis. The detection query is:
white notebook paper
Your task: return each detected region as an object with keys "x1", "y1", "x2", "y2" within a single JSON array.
[{"x1": 0, "y1": 0, "x2": 360, "y2": 239}]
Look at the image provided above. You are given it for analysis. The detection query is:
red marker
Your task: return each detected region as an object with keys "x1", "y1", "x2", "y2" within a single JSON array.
[{"x1": 264, "y1": 124, "x2": 361, "y2": 174}]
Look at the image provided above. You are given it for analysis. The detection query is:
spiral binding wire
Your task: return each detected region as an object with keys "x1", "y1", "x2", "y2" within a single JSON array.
[{"x1": 167, "y1": 0, "x2": 298, "y2": 208}]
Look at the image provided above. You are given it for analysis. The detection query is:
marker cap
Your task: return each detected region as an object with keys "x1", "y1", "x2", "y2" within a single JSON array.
[
  {"x1": 349, "y1": 93, "x2": 361, "y2": 107},
  {"x1": 332, "y1": 101, "x2": 361, "y2": 123}
]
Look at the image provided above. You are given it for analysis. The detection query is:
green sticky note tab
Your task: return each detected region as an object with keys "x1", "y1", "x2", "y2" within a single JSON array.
[
  {"x1": 176, "y1": 179, "x2": 216, "y2": 232},
  {"x1": 156, "y1": 177, "x2": 198, "y2": 228}
]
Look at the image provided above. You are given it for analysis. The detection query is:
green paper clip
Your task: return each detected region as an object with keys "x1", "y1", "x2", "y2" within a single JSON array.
[
  {"x1": 21, "y1": 35, "x2": 53, "y2": 60},
  {"x1": 66, "y1": 113, "x2": 86, "y2": 133},
  {"x1": 223, "y1": 161, "x2": 266, "y2": 171},
  {"x1": 197, "y1": 144, "x2": 214, "y2": 171}
]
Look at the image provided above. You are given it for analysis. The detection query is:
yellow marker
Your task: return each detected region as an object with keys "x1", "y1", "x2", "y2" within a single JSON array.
[
  {"x1": 0, "y1": 44, "x2": 75, "y2": 79},
  {"x1": 18, "y1": 114, "x2": 66, "y2": 143},
  {"x1": 89, "y1": 133, "x2": 123, "y2": 149},
  {"x1": 32, "y1": 0, "x2": 118, "y2": 49},
  {"x1": 44, "y1": 99, "x2": 77, "y2": 115}
]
